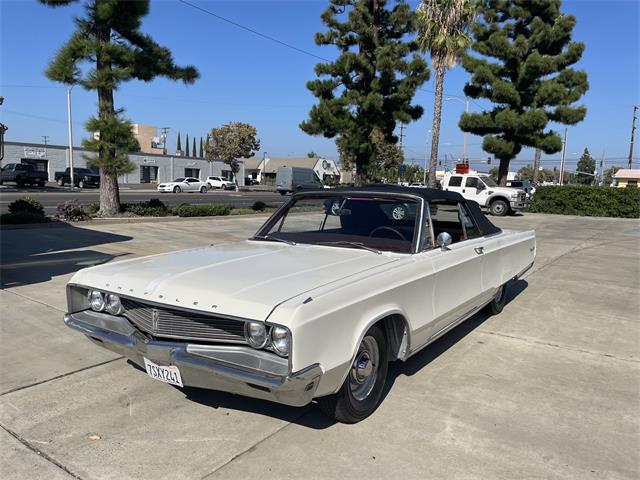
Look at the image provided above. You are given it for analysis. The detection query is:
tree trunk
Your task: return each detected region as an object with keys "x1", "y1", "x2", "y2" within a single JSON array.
[
  {"x1": 428, "y1": 65, "x2": 446, "y2": 188},
  {"x1": 532, "y1": 148, "x2": 541, "y2": 185},
  {"x1": 497, "y1": 158, "x2": 510, "y2": 186},
  {"x1": 96, "y1": 24, "x2": 120, "y2": 216}
]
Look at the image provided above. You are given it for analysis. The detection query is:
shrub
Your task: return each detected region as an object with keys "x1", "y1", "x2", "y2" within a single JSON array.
[
  {"x1": 0, "y1": 212, "x2": 50, "y2": 225},
  {"x1": 8, "y1": 197, "x2": 44, "y2": 215},
  {"x1": 57, "y1": 200, "x2": 91, "y2": 221},
  {"x1": 526, "y1": 185, "x2": 640, "y2": 218},
  {"x1": 88, "y1": 201, "x2": 100, "y2": 214},
  {"x1": 251, "y1": 201, "x2": 267, "y2": 211},
  {"x1": 174, "y1": 204, "x2": 232, "y2": 217},
  {"x1": 121, "y1": 198, "x2": 169, "y2": 217}
]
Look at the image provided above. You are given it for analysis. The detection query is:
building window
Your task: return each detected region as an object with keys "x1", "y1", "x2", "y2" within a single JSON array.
[{"x1": 184, "y1": 168, "x2": 200, "y2": 178}]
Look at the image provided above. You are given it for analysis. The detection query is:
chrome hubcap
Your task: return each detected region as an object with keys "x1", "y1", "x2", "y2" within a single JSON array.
[{"x1": 349, "y1": 336, "x2": 379, "y2": 401}]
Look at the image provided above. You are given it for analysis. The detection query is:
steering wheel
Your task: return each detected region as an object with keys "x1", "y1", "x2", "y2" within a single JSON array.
[{"x1": 369, "y1": 226, "x2": 407, "y2": 241}]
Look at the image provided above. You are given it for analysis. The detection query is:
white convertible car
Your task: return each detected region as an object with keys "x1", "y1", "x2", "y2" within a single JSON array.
[{"x1": 64, "y1": 186, "x2": 535, "y2": 423}]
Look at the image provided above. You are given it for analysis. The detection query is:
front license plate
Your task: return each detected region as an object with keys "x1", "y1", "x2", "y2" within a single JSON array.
[{"x1": 143, "y1": 358, "x2": 183, "y2": 387}]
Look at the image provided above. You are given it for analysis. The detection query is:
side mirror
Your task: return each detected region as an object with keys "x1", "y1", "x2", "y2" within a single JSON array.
[{"x1": 436, "y1": 232, "x2": 453, "y2": 250}]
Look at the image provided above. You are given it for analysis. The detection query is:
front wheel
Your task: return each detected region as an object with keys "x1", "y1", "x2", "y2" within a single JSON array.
[
  {"x1": 78, "y1": 180, "x2": 85, "y2": 189},
  {"x1": 200, "y1": 186, "x2": 207, "y2": 193},
  {"x1": 57, "y1": 178, "x2": 64, "y2": 186},
  {"x1": 490, "y1": 199, "x2": 508, "y2": 216},
  {"x1": 173, "y1": 186, "x2": 181, "y2": 193},
  {"x1": 317, "y1": 324, "x2": 388, "y2": 423}
]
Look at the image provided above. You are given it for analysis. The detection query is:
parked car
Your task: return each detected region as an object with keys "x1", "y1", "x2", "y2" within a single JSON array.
[
  {"x1": 409, "y1": 182, "x2": 426, "y2": 188},
  {"x1": 276, "y1": 166, "x2": 323, "y2": 195},
  {"x1": 157, "y1": 177, "x2": 208, "y2": 193},
  {"x1": 64, "y1": 185, "x2": 535, "y2": 423},
  {"x1": 442, "y1": 172, "x2": 527, "y2": 216},
  {"x1": 506, "y1": 179, "x2": 535, "y2": 199},
  {"x1": 54, "y1": 167, "x2": 100, "y2": 188},
  {"x1": 1, "y1": 163, "x2": 48, "y2": 187},
  {"x1": 205, "y1": 176, "x2": 235, "y2": 190}
]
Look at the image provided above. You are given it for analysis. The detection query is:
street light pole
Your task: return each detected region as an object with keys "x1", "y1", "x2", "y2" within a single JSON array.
[
  {"x1": 559, "y1": 128, "x2": 568, "y2": 185},
  {"x1": 445, "y1": 96, "x2": 469, "y2": 161},
  {"x1": 67, "y1": 86, "x2": 75, "y2": 190}
]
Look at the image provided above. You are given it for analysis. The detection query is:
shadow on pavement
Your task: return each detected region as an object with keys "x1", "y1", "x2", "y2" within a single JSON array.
[
  {"x1": 128, "y1": 280, "x2": 528, "y2": 430},
  {"x1": 0, "y1": 222, "x2": 132, "y2": 288}
]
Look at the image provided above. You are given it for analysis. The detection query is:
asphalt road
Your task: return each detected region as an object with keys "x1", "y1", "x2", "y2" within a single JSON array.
[{"x1": 0, "y1": 183, "x2": 286, "y2": 213}]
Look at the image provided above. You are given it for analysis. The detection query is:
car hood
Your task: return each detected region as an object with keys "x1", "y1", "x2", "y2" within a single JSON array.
[{"x1": 69, "y1": 241, "x2": 399, "y2": 320}]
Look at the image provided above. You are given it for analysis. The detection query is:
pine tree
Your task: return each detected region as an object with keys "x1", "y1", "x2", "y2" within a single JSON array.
[
  {"x1": 192, "y1": 137, "x2": 196, "y2": 157},
  {"x1": 459, "y1": 0, "x2": 588, "y2": 185},
  {"x1": 176, "y1": 132, "x2": 182, "y2": 154},
  {"x1": 185, "y1": 134, "x2": 190, "y2": 157},
  {"x1": 199, "y1": 137, "x2": 204, "y2": 158},
  {"x1": 39, "y1": 0, "x2": 198, "y2": 214},
  {"x1": 301, "y1": 0, "x2": 429, "y2": 186},
  {"x1": 576, "y1": 147, "x2": 595, "y2": 184}
]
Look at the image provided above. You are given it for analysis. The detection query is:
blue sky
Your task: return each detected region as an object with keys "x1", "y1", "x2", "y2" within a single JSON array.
[{"x1": 1, "y1": 0, "x2": 639, "y2": 172}]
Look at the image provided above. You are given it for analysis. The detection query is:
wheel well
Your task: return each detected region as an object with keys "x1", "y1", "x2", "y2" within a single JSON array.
[
  {"x1": 375, "y1": 314, "x2": 408, "y2": 361},
  {"x1": 489, "y1": 196, "x2": 508, "y2": 204}
]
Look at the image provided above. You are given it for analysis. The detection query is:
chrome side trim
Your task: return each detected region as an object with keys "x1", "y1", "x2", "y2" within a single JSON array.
[{"x1": 515, "y1": 261, "x2": 534, "y2": 279}]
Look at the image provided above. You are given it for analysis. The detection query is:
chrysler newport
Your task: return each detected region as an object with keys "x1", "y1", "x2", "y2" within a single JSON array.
[{"x1": 64, "y1": 185, "x2": 535, "y2": 423}]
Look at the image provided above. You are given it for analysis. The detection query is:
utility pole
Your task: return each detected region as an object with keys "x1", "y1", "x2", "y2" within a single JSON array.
[
  {"x1": 42, "y1": 135, "x2": 49, "y2": 146},
  {"x1": 160, "y1": 127, "x2": 170, "y2": 156},
  {"x1": 628, "y1": 105, "x2": 638, "y2": 169},
  {"x1": 600, "y1": 149, "x2": 605, "y2": 186},
  {"x1": 559, "y1": 128, "x2": 568, "y2": 185},
  {"x1": 260, "y1": 151, "x2": 267, "y2": 184},
  {"x1": 66, "y1": 86, "x2": 75, "y2": 191}
]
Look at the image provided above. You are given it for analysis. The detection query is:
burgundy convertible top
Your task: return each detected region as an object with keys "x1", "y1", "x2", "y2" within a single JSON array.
[{"x1": 295, "y1": 184, "x2": 502, "y2": 237}]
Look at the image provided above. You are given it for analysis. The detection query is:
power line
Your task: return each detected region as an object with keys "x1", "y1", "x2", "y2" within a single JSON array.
[
  {"x1": 1, "y1": 109, "x2": 84, "y2": 127},
  {"x1": 178, "y1": 0, "x2": 330, "y2": 62}
]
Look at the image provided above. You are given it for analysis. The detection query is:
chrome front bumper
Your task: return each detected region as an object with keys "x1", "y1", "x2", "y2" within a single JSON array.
[
  {"x1": 510, "y1": 199, "x2": 526, "y2": 210},
  {"x1": 64, "y1": 311, "x2": 322, "y2": 407}
]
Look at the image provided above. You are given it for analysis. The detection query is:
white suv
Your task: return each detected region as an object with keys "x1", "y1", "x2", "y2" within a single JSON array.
[{"x1": 206, "y1": 176, "x2": 235, "y2": 190}]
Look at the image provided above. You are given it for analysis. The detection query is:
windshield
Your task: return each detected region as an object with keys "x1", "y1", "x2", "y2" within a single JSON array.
[
  {"x1": 255, "y1": 195, "x2": 419, "y2": 254},
  {"x1": 173, "y1": 177, "x2": 186, "y2": 182},
  {"x1": 479, "y1": 176, "x2": 498, "y2": 187},
  {"x1": 75, "y1": 168, "x2": 92, "y2": 174}
]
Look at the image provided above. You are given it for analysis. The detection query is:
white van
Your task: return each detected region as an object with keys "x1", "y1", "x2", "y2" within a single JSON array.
[{"x1": 276, "y1": 166, "x2": 324, "y2": 195}]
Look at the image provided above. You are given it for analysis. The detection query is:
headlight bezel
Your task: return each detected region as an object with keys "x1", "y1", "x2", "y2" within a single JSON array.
[
  {"x1": 270, "y1": 325, "x2": 290, "y2": 357},
  {"x1": 88, "y1": 290, "x2": 106, "y2": 312},
  {"x1": 105, "y1": 293, "x2": 124, "y2": 315},
  {"x1": 244, "y1": 321, "x2": 269, "y2": 349}
]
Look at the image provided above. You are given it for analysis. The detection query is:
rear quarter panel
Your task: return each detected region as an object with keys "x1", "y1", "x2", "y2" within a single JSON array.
[{"x1": 482, "y1": 229, "x2": 536, "y2": 291}]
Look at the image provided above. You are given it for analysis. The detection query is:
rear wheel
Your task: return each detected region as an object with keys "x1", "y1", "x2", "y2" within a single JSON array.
[
  {"x1": 318, "y1": 324, "x2": 388, "y2": 423},
  {"x1": 57, "y1": 178, "x2": 64, "y2": 186},
  {"x1": 485, "y1": 283, "x2": 508, "y2": 315},
  {"x1": 200, "y1": 186, "x2": 207, "y2": 193},
  {"x1": 490, "y1": 199, "x2": 508, "y2": 216},
  {"x1": 78, "y1": 180, "x2": 85, "y2": 189},
  {"x1": 173, "y1": 186, "x2": 181, "y2": 193}
]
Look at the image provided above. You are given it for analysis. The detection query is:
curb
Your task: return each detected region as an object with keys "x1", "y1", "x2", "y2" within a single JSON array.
[{"x1": 0, "y1": 211, "x2": 273, "y2": 230}]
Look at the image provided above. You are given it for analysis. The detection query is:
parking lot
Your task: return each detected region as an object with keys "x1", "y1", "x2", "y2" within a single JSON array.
[{"x1": 1, "y1": 213, "x2": 638, "y2": 479}]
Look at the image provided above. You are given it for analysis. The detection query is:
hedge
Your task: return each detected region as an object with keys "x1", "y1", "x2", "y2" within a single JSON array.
[
  {"x1": 121, "y1": 198, "x2": 169, "y2": 217},
  {"x1": 526, "y1": 185, "x2": 640, "y2": 218},
  {"x1": 8, "y1": 197, "x2": 45, "y2": 215},
  {"x1": 173, "y1": 204, "x2": 232, "y2": 217}
]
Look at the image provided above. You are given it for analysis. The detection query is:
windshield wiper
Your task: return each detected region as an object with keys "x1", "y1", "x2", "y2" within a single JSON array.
[
  {"x1": 316, "y1": 241, "x2": 382, "y2": 255},
  {"x1": 250, "y1": 235, "x2": 296, "y2": 246}
]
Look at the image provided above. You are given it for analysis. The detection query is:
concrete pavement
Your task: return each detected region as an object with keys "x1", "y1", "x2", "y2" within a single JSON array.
[{"x1": 0, "y1": 213, "x2": 638, "y2": 479}]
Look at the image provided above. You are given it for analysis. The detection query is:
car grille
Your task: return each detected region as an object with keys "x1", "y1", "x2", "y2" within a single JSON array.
[{"x1": 122, "y1": 299, "x2": 247, "y2": 344}]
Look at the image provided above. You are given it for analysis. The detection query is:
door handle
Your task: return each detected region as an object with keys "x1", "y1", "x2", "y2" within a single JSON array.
[
  {"x1": 462, "y1": 189, "x2": 466, "y2": 193},
  {"x1": 474, "y1": 247, "x2": 485, "y2": 255}
]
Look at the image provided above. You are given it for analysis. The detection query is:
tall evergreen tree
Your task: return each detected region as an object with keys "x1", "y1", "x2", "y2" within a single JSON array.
[
  {"x1": 192, "y1": 136, "x2": 196, "y2": 157},
  {"x1": 301, "y1": 0, "x2": 429, "y2": 186},
  {"x1": 416, "y1": 0, "x2": 476, "y2": 187},
  {"x1": 176, "y1": 132, "x2": 182, "y2": 154},
  {"x1": 576, "y1": 147, "x2": 595, "y2": 184},
  {"x1": 185, "y1": 134, "x2": 190, "y2": 157},
  {"x1": 199, "y1": 137, "x2": 204, "y2": 158},
  {"x1": 459, "y1": 0, "x2": 588, "y2": 185},
  {"x1": 39, "y1": 0, "x2": 198, "y2": 214}
]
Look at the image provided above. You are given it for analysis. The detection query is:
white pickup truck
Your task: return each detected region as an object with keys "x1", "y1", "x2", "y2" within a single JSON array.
[{"x1": 442, "y1": 172, "x2": 527, "y2": 216}]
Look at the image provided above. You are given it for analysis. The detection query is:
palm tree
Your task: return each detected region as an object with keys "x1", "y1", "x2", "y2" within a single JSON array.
[{"x1": 417, "y1": 0, "x2": 475, "y2": 187}]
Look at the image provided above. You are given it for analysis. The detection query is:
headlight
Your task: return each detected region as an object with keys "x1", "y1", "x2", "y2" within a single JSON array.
[
  {"x1": 105, "y1": 294, "x2": 124, "y2": 315},
  {"x1": 244, "y1": 322, "x2": 268, "y2": 349},
  {"x1": 270, "y1": 326, "x2": 290, "y2": 357},
  {"x1": 88, "y1": 290, "x2": 105, "y2": 312}
]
